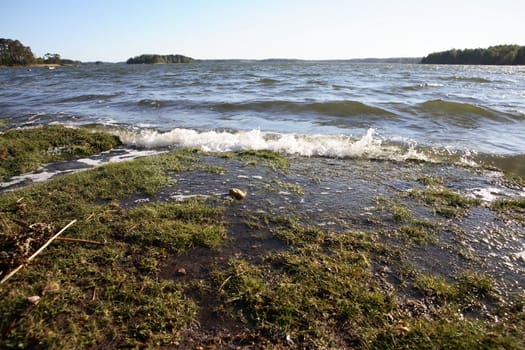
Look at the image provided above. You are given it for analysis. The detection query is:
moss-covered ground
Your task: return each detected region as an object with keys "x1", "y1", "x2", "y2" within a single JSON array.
[
  {"x1": 1, "y1": 126, "x2": 524, "y2": 349},
  {"x1": 0, "y1": 125, "x2": 121, "y2": 182}
]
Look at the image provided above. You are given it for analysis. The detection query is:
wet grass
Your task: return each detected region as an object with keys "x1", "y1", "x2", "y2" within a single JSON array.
[
  {"x1": 0, "y1": 125, "x2": 121, "y2": 182},
  {"x1": 0, "y1": 129, "x2": 524, "y2": 349},
  {"x1": 219, "y1": 149, "x2": 289, "y2": 170},
  {"x1": 492, "y1": 197, "x2": 525, "y2": 223},
  {"x1": 212, "y1": 218, "x2": 524, "y2": 349},
  {"x1": 0, "y1": 149, "x2": 228, "y2": 348},
  {"x1": 409, "y1": 185, "x2": 481, "y2": 218},
  {"x1": 214, "y1": 227, "x2": 390, "y2": 348},
  {"x1": 374, "y1": 197, "x2": 437, "y2": 244}
]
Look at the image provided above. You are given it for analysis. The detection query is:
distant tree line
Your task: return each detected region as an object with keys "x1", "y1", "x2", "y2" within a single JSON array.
[
  {"x1": 0, "y1": 38, "x2": 34, "y2": 65},
  {"x1": 421, "y1": 45, "x2": 525, "y2": 65},
  {"x1": 0, "y1": 38, "x2": 80, "y2": 66},
  {"x1": 126, "y1": 54, "x2": 194, "y2": 64}
]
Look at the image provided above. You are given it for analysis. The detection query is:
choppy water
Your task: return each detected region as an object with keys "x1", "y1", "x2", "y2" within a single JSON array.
[{"x1": 1, "y1": 61, "x2": 525, "y2": 175}]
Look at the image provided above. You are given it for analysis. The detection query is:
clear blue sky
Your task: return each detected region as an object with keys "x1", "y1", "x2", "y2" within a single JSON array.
[{"x1": 1, "y1": 0, "x2": 523, "y2": 61}]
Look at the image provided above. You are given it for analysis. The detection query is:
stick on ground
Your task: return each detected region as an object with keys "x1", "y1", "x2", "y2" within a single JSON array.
[{"x1": 0, "y1": 219, "x2": 77, "y2": 284}]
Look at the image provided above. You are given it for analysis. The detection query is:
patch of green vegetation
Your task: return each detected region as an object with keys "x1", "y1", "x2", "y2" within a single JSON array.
[
  {"x1": 492, "y1": 197, "x2": 525, "y2": 222},
  {"x1": 264, "y1": 180, "x2": 304, "y2": 195},
  {"x1": 1, "y1": 266, "x2": 195, "y2": 348},
  {"x1": 503, "y1": 173, "x2": 525, "y2": 187},
  {"x1": 398, "y1": 224, "x2": 434, "y2": 244},
  {"x1": 373, "y1": 198, "x2": 436, "y2": 244},
  {"x1": 220, "y1": 149, "x2": 289, "y2": 170},
  {"x1": 370, "y1": 270, "x2": 520, "y2": 349},
  {"x1": 414, "y1": 270, "x2": 494, "y2": 306},
  {"x1": 372, "y1": 317, "x2": 520, "y2": 350},
  {"x1": 0, "y1": 149, "x2": 228, "y2": 348},
  {"x1": 414, "y1": 273, "x2": 458, "y2": 302},
  {"x1": 409, "y1": 186, "x2": 481, "y2": 218},
  {"x1": 215, "y1": 228, "x2": 393, "y2": 347},
  {"x1": 0, "y1": 125, "x2": 121, "y2": 181},
  {"x1": 391, "y1": 204, "x2": 412, "y2": 223},
  {"x1": 213, "y1": 218, "x2": 523, "y2": 348},
  {"x1": 456, "y1": 270, "x2": 495, "y2": 299},
  {"x1": 417, "y1": 175, "x2": 444, "y2": 186},
  {"x1": 119, "y1": 201, "x2": 226, "y2": 254},
  {"x1": 0, "y1": 119, "x2": 7, "y2": 130}
]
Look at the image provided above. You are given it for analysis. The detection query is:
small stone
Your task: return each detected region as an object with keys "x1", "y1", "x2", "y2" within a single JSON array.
[
  {"x1": 27, "y1": 295, "x2": 41, "y2": 304},
  {"x1": 229, "y1": 188, "x2": 247, "y2": 200},
  {"x1": 176, "y1": 267, "x2": 187, "y2": 276}
]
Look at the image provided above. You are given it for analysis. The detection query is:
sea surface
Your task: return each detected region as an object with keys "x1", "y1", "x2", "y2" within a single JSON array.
[{"x1": 1, "y1": 61, "x2": 525, "y2": 175}]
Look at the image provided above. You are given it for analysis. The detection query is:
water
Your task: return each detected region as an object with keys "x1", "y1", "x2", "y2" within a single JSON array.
[
  {"x1": 1, "y1": 61, "x2": 525, "y2": 296},
  {"x1": 1, "y1": 61, "x2": 525, "y2": 175}
]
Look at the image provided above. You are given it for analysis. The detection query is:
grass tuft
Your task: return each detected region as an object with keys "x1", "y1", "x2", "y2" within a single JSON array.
[{"x1": 0, "y1": 125, "x2": 121, "y2": 181}]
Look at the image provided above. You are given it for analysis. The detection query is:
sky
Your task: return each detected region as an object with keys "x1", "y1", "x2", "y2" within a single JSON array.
[{"x1": 1, "y1": 0, "x2": 524, "y2": 62}]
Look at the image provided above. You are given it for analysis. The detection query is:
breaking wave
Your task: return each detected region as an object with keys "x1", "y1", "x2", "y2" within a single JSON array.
[
  {"x1": 110, "y1": 126, "x2": 525, "y2": 177},
  {"x1": 114, "y1": 127, "x2": 426, "y2": 161}
]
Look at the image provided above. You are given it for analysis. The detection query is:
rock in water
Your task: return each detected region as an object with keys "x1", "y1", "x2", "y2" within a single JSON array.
[{"x1": 229, "y1": 188, "x2": 247, "y2": 200}]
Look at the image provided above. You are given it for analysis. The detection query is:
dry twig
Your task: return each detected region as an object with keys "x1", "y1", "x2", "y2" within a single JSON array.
[{"x1": 0, "y1": 219, "x2": 77, "y2": 284}]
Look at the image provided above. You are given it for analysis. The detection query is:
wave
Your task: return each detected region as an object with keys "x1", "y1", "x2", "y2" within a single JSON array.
[
  {"x1": 475, "y1": 153, "x2": 525, "y2": 178},
  {"x1": 258, "y1": 78, "x2": 279, "y2": 85},
  {"x1": 440, "y1": 76, "x2": 492, "y2": 83},
  {"x1": 416, "y1": 99, "x2": 522, "y2": 122},
  {"x1": 113, "y1": 127, "x2": 427, "y2": 161},
  {"x1": 214, "y1": 100, "x2": 394, "y2": 117},
  {"x1": 112, "y1": 126, "x2": 525, "y2": 177},
  {"x1": 136, "y1": 99, "x2": 177, "y2": 108},
  {"x1": 58, "y1": 93, "x2": 120, "y2": 103}
]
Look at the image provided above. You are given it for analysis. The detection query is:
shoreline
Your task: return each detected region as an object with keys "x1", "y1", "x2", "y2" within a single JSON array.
[
  {"x1": 0, "y1": 63, "x2": 78, "y2": 69},
  {"x1": 1, "y1": 126, "x2": 524, "y2": 348}
]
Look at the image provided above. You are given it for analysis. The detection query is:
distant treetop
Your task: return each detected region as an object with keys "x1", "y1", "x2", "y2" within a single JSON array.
[
  {"x1": 0, "y1": 38, "x2": 35, "y2": 66},
  {"x1": 421, "y1": 45, "x2": 525, "y2": 65},
  {"x1": 126, "y1": 54, "x2": 194, "y2": 64},
  {"x1": 0, "y1": 38, "x2": 80, "y2": 66}
]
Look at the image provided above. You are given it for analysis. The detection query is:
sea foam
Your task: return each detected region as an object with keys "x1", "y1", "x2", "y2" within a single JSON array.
[{"x1": 114, "y1": 127, "x2": 428, "y2": 161}]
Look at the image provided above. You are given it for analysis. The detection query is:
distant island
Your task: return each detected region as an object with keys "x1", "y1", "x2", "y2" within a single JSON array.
[
  {"x1": 126, "y1": 54, "x2": 194, "y2": 64},
  {"x1": 0, "y1": 38, "x2": 80, "y2": 66},
  {"x1": 421, "y1": 45, "x2": 525, "y2": 65}
]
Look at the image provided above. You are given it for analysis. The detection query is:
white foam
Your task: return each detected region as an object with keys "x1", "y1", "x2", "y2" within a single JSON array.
[
  {"x1": 0, "y1": 149, "x2": 165, "y2": 190},
  {"x1": 468, "y1": 187, "x2": 502, "y2": 202},
  {"x1": 0, "y1": 170, "x2": 66, "y2": 189},
  {"x1": 77, "y1": 158, "x2": 103, "y2": 166},
  {"x1": 114, "y1": 128, "x2": 428, "y2": 161},
  {"x1": 107, "y1": 149, "x2": 165, "y2": 163}
]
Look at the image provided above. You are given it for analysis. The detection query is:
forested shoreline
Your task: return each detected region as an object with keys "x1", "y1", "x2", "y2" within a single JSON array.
[
  {"x1": 3, "y1": 38, "x2": 524, "y2": 67},
  {"x1": 0, "y1": 38, "x2": 79, "y2": 66},
  {"x1": 126, "y1": 54, "x2": 194, "y2": 64},
  {"x1": 421, "y1": 45, "x2": 525, "y2": 65}
]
